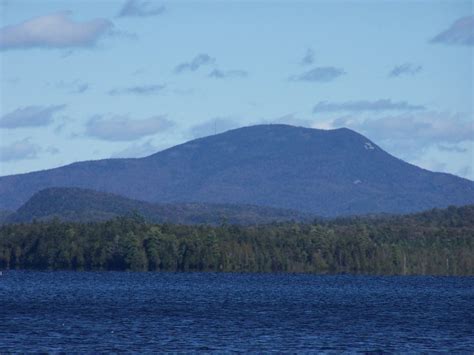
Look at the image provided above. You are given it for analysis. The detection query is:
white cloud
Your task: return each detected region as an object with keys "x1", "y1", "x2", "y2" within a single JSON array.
[
  {"x1": 0, "y1": 12, "x2": 112, "y2": 50},
  {"x1": 313, "y1": 99, "x2": 425, "y2": 113},
  {"x1": 108, "y1": 84, "x2": 165, "y2": 96},
  {"x1": 321, "y1": 112, "x2": 474, "y2": 179},
  {"x1": 86, "y1": 114, "x2": 174, "y2": 141},
  {"x1": 263, "y1": 114, "x2": 312, "y2": 128},
  {"x1": 332, "y1": 111, "x2": 473, "y2": 144},
  {"x1": 46, "y1": 146, "x2": 60, "y2": 155},
  {"x1": 118, "y1": 0, "x2": 165, "y2": 17},
  {"x1": 410, "y1": 142, "x2": 474, "y2": 181},
  {"x1": 300, "y1": 48, "x2": 315, "y2": 66},
  {"x1": 208, "y1": 69, "x2": 248, "y2": 79},
  {"x1": 431, "y1": 15, "x2": 474, "y2": 46},
  {"x1": 174, "y1": 54, "x2": 216, "y2": 73},
  {"x1": 110, "y1": 139, "x2": 161, "y2": 158},
  {"x1": 457, "y1": 165, "x2": 473, "y2": 180},
  {"x1": 54, "y1": 80, "x2": 89, "y2": 94},
  {"x1": 0, "y1": 139, "x2": 41, "y2": 161},
  {"x1": 389, "y1": 63, "x2": 422, "y2": 77},
  {"x1": 0, "y1": 105, "x2": 66, "y2": 128},
  {"x1": 290, "y1": 66, "x2": 345, "y2": 82}
]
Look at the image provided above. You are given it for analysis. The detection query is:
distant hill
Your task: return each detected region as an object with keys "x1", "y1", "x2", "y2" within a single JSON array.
[
  {"x1": 0, "y1": 210, "x2": 13, "y2": 224},
  {"x1": 329, "y1": 204, "x2": 474, "y2": 229},
  {"x1": 4, "y1": 187, "x2": 313, "y2": 225},
  {"x1": 0, "y1": 124, "x2": 473, "y2": 216}
]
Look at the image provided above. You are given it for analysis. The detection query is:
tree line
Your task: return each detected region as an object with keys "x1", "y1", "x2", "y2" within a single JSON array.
[{"x1": 0, "y1": 205, "x2": 473, "y2": 275}]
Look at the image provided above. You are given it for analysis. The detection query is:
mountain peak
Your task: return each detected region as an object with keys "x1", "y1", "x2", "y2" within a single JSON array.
[
  {"x1": 0, "y1": 124, "x2": 472, "y2": 216},
  {"x1": 200, "y1": 124, "x2": 361, "y2": 140}
]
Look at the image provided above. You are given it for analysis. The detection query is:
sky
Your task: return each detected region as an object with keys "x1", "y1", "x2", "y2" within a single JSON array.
[{"x1": 0, "y1": 0, "x2": 473, "y2": 180}]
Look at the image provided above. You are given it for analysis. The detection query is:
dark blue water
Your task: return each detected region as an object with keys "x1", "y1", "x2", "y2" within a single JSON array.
[{"x1": 0, "y1": 272, "x2": 473, "y2": 352}]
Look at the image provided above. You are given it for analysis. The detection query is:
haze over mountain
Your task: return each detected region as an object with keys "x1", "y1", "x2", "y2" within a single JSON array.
[
  {"x1": 4, "y1": 187, "x2": 311, "y2": 225},
  {"x1": 0, "y1": 124, "x2": 472, "y2": 216}
]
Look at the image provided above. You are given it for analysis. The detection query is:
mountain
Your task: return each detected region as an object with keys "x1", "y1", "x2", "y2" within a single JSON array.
[
  {"x1": 5, "y1": 187, "x2": 312, "y2": 225},
  {"x1": 0, "y1": 124, "x2": 473, "y2": 216}
]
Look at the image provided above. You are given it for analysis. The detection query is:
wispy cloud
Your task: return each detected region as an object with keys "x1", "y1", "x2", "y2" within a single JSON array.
[
  {"x1": 208, "y1": 69, "x2": 248, "y2": 79},
  {"x1": 55, "y1": 80, "x2": 89, "y2": 94},
  {"x1": 312, "y1": 99, "x2": 425, "y2": 113},
  {"x1": 0, "y1": 12, "x2": 112, "y2": 50},
  {"x1": 110, "y1": 139, "x2": 161, "y2": 158},
  {"x1": 0, "y1": 105, "x2": 66, "y2": 128},
  {"x1": 312, "y1": 112, "x2": 474, "y2": 175},
  {"x1": 457, "y1": 165, "x2": 473, "y2": 179},
  {"x1": 290, "y1": 66, "x2": 345, "y2": 82},
  {"x1": 174, "y1": 54, "x2": 216, "y2": 74},
  {"x1": 431, "y1": 15, "x2": 474, "y2": 46},
  {"x1": 263, "y1": 113, "x2": 312, "y2": 128},
  {"x1": 5, "y1": 77, "x2": 20, "y2": 85},
  {"x1": 173, "y1": 88, "x2": 196, "y2": 96},
  {"x1": 46, "y1": 146, "x2": 60, "y2": 155},
  {"x1": 437, "y1": 144, "x2": 468, "y2": 153},
  {"x1": 300, "y1": 48, "x2": 315, "y2": 66},
  {"x1": 410, "y1": 143, "x2": 474, "y2": 180},
  {"x1": 0, "y1": 138, "x2": 41, "y2": 161},
  {"x1": 86, "y1": 114, "x2": 174, "y2": 141},
  {"x1": 118, "y1": 0, "x2": 165, "y2": 17},
  {"x1": 332, "y1": 111, "x2": 473, "y2": 144},
  {"x1": 389, "y1": 63, "x2": 422, "y2": 77},
  {"x1": 108, "y1": 84, "x2": 166, "y2": 96}
]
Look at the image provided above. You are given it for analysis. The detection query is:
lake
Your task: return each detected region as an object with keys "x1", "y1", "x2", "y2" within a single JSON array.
[{"x1": 1, "y1": 271, "x2": 473, "y2": 352}]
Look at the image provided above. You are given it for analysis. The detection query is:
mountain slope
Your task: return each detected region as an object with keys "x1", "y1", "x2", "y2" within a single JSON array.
[
  {"x1": 5, "y1": 187, "x2": 312, "y2": 225},
  {"x1": 0, "y1": 124, "x2": 472, "y2": 216}
]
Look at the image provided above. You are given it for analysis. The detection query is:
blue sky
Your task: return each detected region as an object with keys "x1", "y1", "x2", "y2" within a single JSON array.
[{"x1": 0, "y1": 0, "x2": 473, "y2": 179}]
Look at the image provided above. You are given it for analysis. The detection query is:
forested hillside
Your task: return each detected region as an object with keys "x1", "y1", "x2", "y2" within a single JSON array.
[
  {"x1": 5, "y1": 187, "x2": 312, "y2": 225},
  {"x1": 1, "y1": 205, "x2": 472, "y2": 275}
]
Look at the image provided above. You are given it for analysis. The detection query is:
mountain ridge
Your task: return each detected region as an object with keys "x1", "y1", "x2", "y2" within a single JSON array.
[
  {"x1": 0, "y1": 124, "x2": 472, "y2": 216},
  {"x1": 4, "y1": 187, "x2": 313, "y2": 225}
]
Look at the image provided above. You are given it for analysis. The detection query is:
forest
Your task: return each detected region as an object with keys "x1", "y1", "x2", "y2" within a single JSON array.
[{"x1": 0, "y1": 205, "x2": 473, "y2": 275}]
